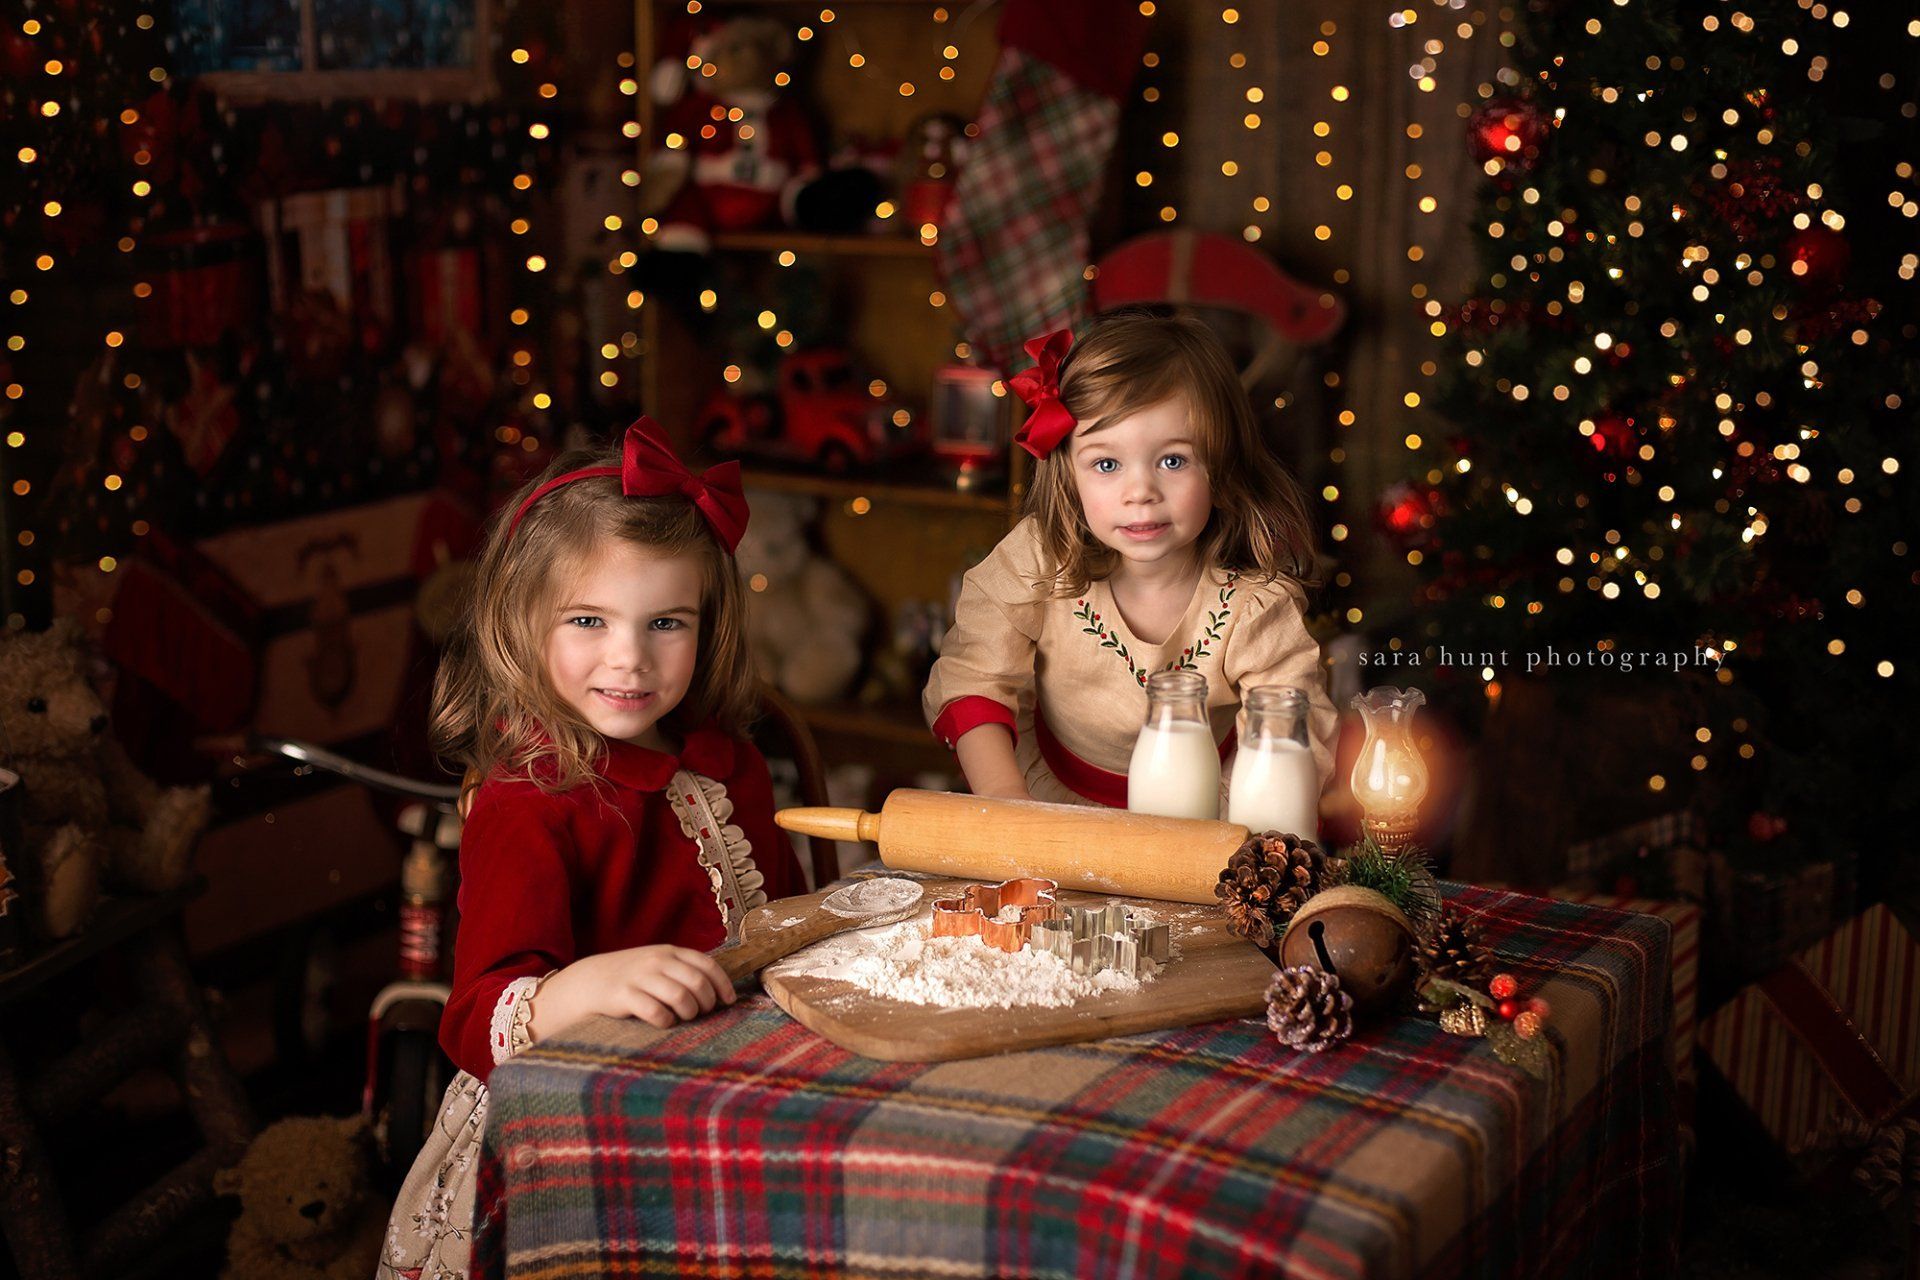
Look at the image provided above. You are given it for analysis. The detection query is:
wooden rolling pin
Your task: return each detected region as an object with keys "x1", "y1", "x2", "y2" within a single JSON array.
[{"x1": 775, "y1": 790, "x2": 1250, "y2": 905}]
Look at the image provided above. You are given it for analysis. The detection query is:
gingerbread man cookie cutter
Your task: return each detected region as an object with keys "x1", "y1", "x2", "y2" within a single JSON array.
[{"x1": 930, "y1": 877, "x2": 1060, "y2": 952}]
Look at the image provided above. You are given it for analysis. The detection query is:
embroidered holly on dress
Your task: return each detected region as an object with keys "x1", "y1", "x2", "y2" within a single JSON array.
[{"x1": 1075, "y1": 575, "x2": 1238, "y2": 686}]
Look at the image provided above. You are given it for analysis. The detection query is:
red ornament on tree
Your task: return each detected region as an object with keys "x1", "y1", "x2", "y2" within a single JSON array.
[
  {"x1": 1588, "y1": 413, "x2": 1636, "y2": 456},
  {"x1": 1784, "y1": 226, "x2": 1850, "y2": 288},
  {"x1": 1379, "y1": 481, "x2": 1439, "y2": 547},
  {"x1": 1468, "y1": 97, "x2": 1549, "y2": 172}
]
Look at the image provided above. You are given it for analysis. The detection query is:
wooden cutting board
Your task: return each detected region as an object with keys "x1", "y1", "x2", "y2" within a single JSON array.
[{"x1": 758, "y1": 877, "x2": 1275, "y2": 1062}]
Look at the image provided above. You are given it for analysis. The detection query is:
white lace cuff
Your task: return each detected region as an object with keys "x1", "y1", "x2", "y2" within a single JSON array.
[
  {"x1": 666, "y1": 770, "x2": 768, "y2": 938},
  {"x1": 488, "y1": 974, "x2": 547, "y2": 1065}
]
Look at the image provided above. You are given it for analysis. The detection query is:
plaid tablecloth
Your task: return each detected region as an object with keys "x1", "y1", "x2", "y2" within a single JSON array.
[{"x1": 474, "y1": 886, "x2": 1680, "y2": 1279}]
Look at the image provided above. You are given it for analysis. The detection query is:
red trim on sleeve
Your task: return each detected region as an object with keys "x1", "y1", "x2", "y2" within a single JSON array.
[{"x1": 931, "y1": 696, "x2": 1018, "y2": 751}]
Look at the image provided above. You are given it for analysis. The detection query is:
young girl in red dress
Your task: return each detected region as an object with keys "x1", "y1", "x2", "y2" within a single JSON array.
[{"x1": 381, "y1": 418, "x2": 805, "y2": 1279}]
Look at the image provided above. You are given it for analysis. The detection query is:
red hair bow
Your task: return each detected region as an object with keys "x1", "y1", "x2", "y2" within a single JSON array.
[
  {"x1": 1008, "y1": 328, "x2": 1077, "y2": 459},
  {"x1": 507, "y1": 416, "x2": 750, "y2": 554}
]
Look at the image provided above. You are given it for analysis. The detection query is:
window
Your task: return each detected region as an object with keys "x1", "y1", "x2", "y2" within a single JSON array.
[{"x1": 174, "y1": 0, "x2": 494, "y2": 101}]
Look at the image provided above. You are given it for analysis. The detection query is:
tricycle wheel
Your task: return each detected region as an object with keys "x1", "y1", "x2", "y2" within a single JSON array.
[{"x1": 381, "y1": 1029, "x2": 448, "y2": 1188}]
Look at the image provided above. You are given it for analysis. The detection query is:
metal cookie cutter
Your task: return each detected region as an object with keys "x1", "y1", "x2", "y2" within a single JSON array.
[
  {"x1": 930, "y1": 877, "x2": 1060, "y2": 952},
  {"x1": 1032, "y1": 902, "x2": 1172, "y2": 978}
]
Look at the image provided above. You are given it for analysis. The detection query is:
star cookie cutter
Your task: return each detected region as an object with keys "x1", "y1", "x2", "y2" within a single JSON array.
[
  {"x1": 930, "y1": 877, "x2": 1060, "y2": 952},
  {"x1": 1031, "y1": 902, "x2": 1172, "y2": 978}
]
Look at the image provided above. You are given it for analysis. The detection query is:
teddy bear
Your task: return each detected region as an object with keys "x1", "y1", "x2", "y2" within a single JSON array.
[
  {"x1": 0, "y1": 619, "x2": 211, "y2": 938},
  {"x1": 213, "y1": 1114, "x2": 386, "y2": 1280},
  {"x1": 734, "y1": 490, "x2": 868, "y2": 705}
]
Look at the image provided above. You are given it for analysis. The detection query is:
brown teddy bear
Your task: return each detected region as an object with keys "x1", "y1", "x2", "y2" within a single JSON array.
[
  {"x1": 214, "y1": 1114, "x2": 386, "y2": 1280},
  {"x1": 0, "y1": 619, "x2": 211, "y2": 938}
]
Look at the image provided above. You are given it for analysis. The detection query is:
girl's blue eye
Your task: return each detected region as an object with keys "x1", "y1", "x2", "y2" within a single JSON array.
[
  {"x1": 1092, "y1": 457, "x2": 1119, "y2": 474},
  {"x1": 567, "y1": 616, "x2": 604, "y2": 629},
  {"x1": 1159, "y1": 454, "x2": 1188, "y2": 471}
]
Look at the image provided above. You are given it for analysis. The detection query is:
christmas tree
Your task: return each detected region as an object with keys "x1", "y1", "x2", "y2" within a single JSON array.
[{"x1": 1401, "y1": 0, "x2": 1919, "y2": 882}]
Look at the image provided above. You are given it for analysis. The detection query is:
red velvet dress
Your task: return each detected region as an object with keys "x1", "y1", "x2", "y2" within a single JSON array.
[{"x1": 438, "y1": 722, "x2": 805, "y2": 1084}]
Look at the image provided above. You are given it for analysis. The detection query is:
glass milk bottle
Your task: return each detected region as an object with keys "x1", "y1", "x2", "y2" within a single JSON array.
[
  {"x1": 1127, "y1": 671, "x2": 1222, "y2": 820},
  {"x1": 1227, "y1": 686, "x2": 1320, "y2": 842}
]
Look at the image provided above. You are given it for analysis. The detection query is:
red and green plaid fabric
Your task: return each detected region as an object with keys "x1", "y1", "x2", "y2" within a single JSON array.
[
  {"x1": 936, "y1": 47, "x2": 1118, "y2": 372},
  {"x1": 473, "y1": 886, "x2": 1680, "y2": 1279}
]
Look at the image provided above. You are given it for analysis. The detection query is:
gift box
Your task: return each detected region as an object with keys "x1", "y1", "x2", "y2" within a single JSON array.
[
  {"x1": 1554, "y1": 888, "x2": 1702, "y2": 1110},
  {"x1": 1562, "y1": 809, "x2": 1709, "y2": 901},
  {"x1": 1707, "y1": 851, "x2": 1855, "y2": 977},
  {"x1": 406, "y1": 243, "x2": 488, "y2": 353},
  {"x1": 140, "y1": 221, "x2": 260, "y2": 349},
  {"x1": 105, "y1": 530, "x2": 265, "y2": 736},
  {"x1": 1562, "y1": 808, "x2": 1852, "y2": 979},
  {"x1": 177, "y1": 491, "x2": 475, "y2": 954},
  {"x1": 190, "y1": 489, "x2": 476, "y2": 747},
  {"x1": 1700, "y1": 903, "x2": 1920, "y2": 1158}
]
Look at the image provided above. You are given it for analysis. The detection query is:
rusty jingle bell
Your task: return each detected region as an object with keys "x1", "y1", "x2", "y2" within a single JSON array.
[{"x1": 1278, "y1": 885, "x2": 1417, "y2": 1014}]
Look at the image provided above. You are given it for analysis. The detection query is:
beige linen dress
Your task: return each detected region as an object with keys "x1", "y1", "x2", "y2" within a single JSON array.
[{"x1": 923, "y1": 518, "x2": 1337, "y2": 808}]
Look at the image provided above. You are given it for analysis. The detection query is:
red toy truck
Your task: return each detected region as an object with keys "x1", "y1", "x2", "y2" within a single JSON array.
[{"x1": 699, "y1": 348, "x2": 919, "y2": 472}]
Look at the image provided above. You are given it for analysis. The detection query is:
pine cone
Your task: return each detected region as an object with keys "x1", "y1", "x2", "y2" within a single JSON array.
[
  {"x1": 1215, "y1": 832, "x2": 1339, "y2": 948},
  {"x1": 1265, "y1": 965, "x2": 1354, "y2": 1053},
  {"x1": 1418, "y1": 910, "x2": 1494, "y2": 987}
]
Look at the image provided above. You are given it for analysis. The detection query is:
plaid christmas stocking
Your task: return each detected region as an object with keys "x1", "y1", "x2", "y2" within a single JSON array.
[{"x1": 938, "y1": 0, "x2": 1145, "y2": 371}]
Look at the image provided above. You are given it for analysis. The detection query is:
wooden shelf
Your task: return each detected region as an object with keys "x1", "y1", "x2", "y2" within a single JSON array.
[
  {"x1": 711, "y1": 230, "x2": 937, "y2": 259},
  {"x1": 0, "y1": 882, "x2": 201, "y2": 1004},
  {"x1": 659, "y1": 0, "x2": 950, "y2": 8},
  {"x1": 794, "y1": 698, "x2": 937, "y2": 749},
  {"x1": 739, "y1": 465, "x2": 1012, "y2": 514}
]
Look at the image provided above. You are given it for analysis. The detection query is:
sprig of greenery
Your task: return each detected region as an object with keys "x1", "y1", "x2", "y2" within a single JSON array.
[{"x1": 1334, "y1": 835, "x2": 1441, "y2": 938}]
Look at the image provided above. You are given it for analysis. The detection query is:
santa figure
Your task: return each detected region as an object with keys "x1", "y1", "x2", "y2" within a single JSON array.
[{"x1": 648, "y1": 15, "x2": 821, "y2": 251}]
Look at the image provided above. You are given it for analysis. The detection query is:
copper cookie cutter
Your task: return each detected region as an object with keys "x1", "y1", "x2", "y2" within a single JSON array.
[{"x1": 930, "y1": 877, "x2": 1060, "y2": 952}]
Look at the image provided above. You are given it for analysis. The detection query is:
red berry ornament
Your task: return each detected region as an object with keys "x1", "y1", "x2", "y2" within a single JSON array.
[
  {"x1": 1489, "y1": 973, "x2": 1518, "y2": 1000},
  {"x1": 1514, "y1": 1010, "x2": 1544, "y2": 1039},
  {"x1": 1497, "y1": 999, "x2": 1519, "y2": 1021}
]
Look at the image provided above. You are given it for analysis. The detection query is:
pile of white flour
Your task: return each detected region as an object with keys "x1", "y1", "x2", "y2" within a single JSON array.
[{"x1": 767, "y1": 912, "x2": 1163, "y2": 1010}]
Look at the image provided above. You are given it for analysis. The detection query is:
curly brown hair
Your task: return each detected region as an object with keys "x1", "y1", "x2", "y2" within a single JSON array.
[
  {"x1": 1023, "y1": 307, "x2": 1319, "y2": 597},
  {"x1": 429, "y1": 444, "x2": 757, "y2": 798}
]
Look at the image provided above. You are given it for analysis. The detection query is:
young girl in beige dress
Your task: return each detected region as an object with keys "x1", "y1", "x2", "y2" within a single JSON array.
[{"x1": 923, "y1": 308, "x2": 1337, "y2": 809}]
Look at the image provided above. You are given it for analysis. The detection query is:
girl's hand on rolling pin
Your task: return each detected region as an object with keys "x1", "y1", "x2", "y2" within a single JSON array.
[{"x1": 532, "y1": 945, "x2": 737, "y2": 1036}]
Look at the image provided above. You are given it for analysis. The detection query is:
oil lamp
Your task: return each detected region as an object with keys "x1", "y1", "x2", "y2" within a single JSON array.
[{"x1": 1348, "y1": 686, "x2": 1430, "y2": 854}]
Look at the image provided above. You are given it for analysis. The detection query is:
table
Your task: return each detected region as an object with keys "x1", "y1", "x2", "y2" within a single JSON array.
[{"x1": 475, "y1": 886, "x2": 1680, "y2": 1279}]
